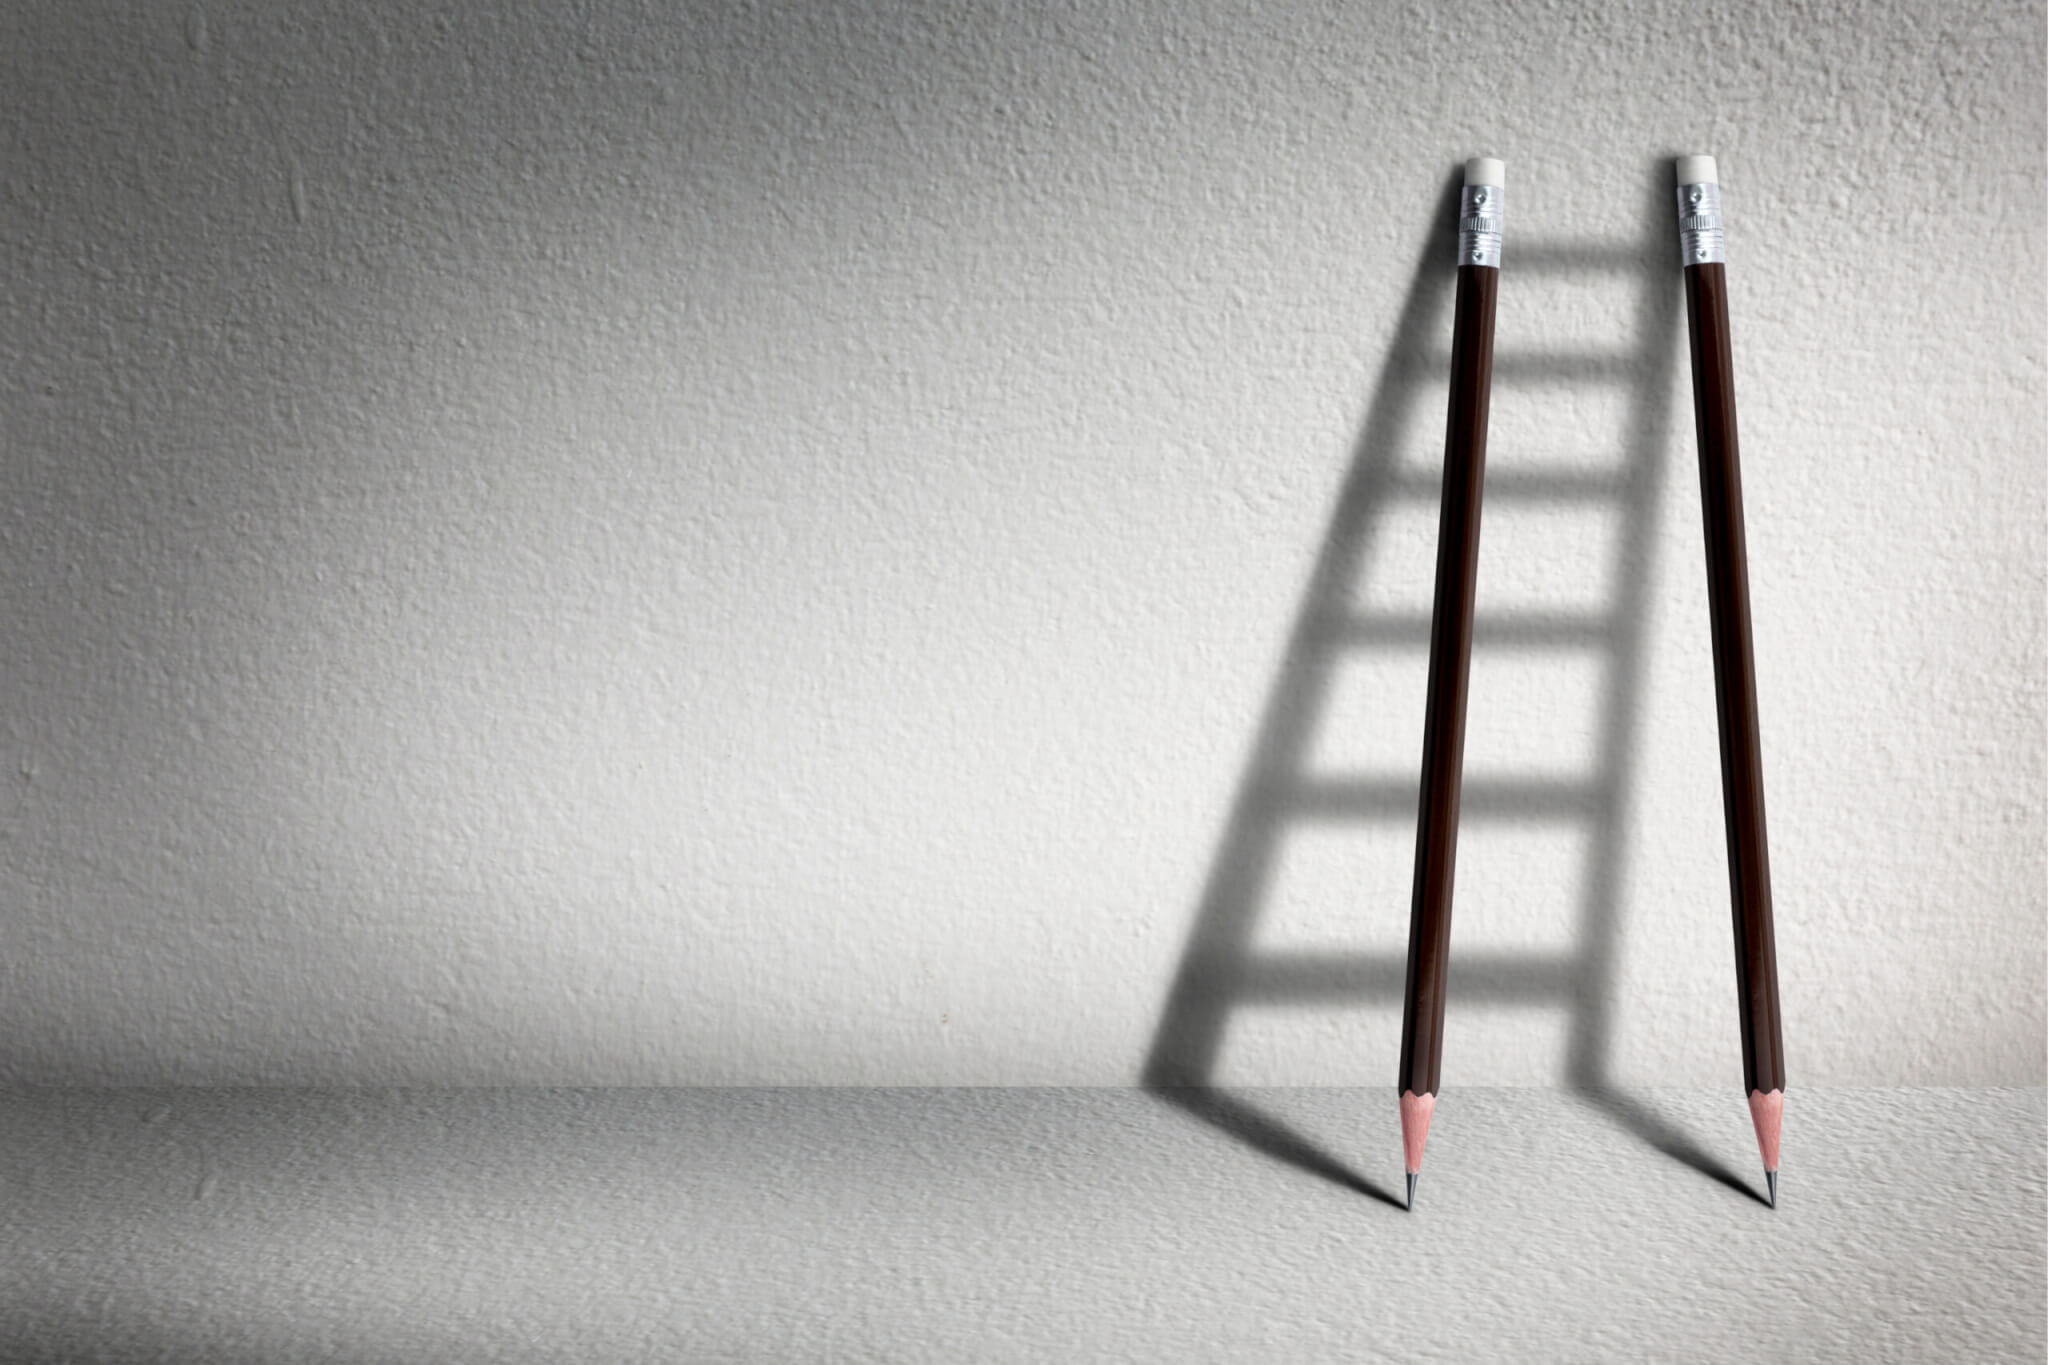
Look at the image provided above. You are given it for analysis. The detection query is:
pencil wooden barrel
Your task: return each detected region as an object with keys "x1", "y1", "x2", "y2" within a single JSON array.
[
  {"x1": 1398, "y1": 257, "x2": 1497, "y2": 1101},
  {"x1": 1682, "y1": 259, "x2": 1786, "y2": 1099}
]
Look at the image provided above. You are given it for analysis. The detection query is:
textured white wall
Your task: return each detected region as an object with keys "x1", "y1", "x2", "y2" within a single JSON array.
[{"x1": 2, "y1": 0, "x2": 2040, "y2": 1085}]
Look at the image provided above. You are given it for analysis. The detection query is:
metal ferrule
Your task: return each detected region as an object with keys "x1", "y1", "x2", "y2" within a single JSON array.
[
  {"x1": 1457, "y1": 183, "x2": 1503, "y2": 268},
  {"x1": 1676, "y1": 181, "x2": 1724, "y2": 266}
]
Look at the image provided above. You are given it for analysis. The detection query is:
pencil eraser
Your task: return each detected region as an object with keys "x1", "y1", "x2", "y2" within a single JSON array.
[
  {"x1": 1676, "y1": 154, "x2": 1718, "y2": 185},
  {"x1": 1464, "y1": 156, "x2": 1504, "y2": 187}
]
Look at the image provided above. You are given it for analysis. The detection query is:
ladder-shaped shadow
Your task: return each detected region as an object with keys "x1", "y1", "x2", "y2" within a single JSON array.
[{"x1": 1144, "y1": 168, "x2": 1754, "y2": 1203}]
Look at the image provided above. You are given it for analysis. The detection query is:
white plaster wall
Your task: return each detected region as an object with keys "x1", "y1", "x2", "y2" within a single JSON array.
[{"x1": 2, "y1": 0, "x2": 2040, "y2": 1085}]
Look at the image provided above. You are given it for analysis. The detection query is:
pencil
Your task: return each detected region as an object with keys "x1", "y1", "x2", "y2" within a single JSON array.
[
  {"x1": 1676, "y1": 154, "x2": 1785, "y2": 1207},
  {"x1": 1397, "y1": 156, "x2": 1503, "y2": 1210}
]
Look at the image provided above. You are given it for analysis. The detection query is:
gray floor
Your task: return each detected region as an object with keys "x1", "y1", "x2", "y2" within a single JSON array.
[{"x1": 2, "y1": 1088, "x2": 2041, "y2": 1363}]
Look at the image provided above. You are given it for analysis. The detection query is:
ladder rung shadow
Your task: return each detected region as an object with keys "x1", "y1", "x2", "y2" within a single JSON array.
[
  {"x1": 1394, "y1": 351, "x2": 1640, "y2": 383},
  {"x1": 1492, "y1": 352, "x2": 1638, "y2": 383},
  {"x1": 1388, "y1": 469, "x2": 1631, "y2": 502},
  {"x1": 1277, "y1": 777, "x2": 1602, "y2": 820},
  {"x1": 1419, "y1": 352, "x2": 1639, "y2": 383},
  {"x1": 1315, "y1": 612, "x2": 1612, "y2": 649},
  {"x1": 1234, "y1": 949, "x2": 1581, "y2": 1004}
]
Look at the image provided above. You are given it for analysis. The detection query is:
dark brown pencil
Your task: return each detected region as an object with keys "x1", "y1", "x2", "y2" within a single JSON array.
[
  {"x1": 1397, "y1": 156, "x2": 1503, "y2": 1210},
  {"x1": 1676, "y1": 154, "x2": 1785, "y2": 1207}
]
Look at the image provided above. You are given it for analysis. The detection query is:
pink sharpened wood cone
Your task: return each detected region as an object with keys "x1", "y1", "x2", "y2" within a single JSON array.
[
  {"x1": 1749, "y1": 1089, "x2": 1784, "y2": 1171},
  {"x1": 1400, "y1": 1091, "x2": 1436, "y2": 1174}
]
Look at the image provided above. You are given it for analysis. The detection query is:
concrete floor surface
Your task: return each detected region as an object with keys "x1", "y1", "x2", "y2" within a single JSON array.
[{"x1": 2, "y1": 1087, "x2": 2041, "y2": 1362}]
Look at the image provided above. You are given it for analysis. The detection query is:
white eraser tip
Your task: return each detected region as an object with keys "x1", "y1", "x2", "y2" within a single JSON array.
[
  {"x1": 1676, "y1": 155, "x2": 1718, "y2": 185},
  {"x1": 1464, "y1": 157, "x2": 1504, "y2": 187}
]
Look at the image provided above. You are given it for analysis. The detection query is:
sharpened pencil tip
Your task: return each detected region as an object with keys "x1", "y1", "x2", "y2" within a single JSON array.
[
  {"x1": 1406, "y1": 1172, "x2": 1417, "y2": 1211},
  {"x1": 1766, "y1": 1169, "x2": 1778, "y2": 1208}
]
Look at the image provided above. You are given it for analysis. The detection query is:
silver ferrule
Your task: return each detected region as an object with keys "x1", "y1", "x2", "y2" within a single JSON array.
[
  {"x1": 1457, "y1": 183, "x2": 1503, "y2": 268},
  {"x1": 1675, "y1": 181, "x2": 1724, "y2": 266}
]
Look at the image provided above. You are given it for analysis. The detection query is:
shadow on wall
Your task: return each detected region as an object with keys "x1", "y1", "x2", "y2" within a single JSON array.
[{"x1": 1142, "y1": 161, "x2": 1766, "y2": 1206}]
